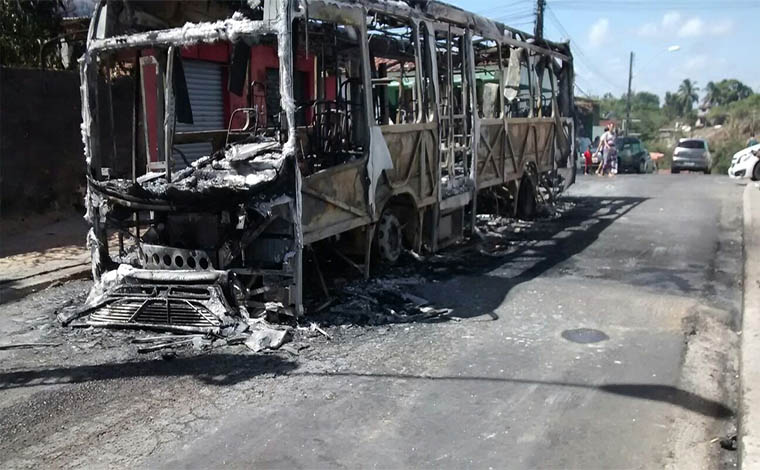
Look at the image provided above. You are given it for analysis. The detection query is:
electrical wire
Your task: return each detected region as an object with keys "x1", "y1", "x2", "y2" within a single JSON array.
[
  {"x1": 574, "y1": 83, "x2": 592, "y2": 98},
  {"x1": 544, "y1": 5, "x2": 626, "y2": 93},
  {"x1": 476, "y1": 0, "x2": 533, "y2": 16}
]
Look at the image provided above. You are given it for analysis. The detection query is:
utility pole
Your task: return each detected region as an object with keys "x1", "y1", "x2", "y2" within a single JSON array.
[
  {"x1": 535, "y1": 0, "x2": 545, "y2": 39},
  {"x1": 625, "y1": 51, "x2": 634, "y2": 136}
]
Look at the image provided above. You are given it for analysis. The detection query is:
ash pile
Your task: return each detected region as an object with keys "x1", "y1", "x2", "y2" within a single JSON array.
[{"x1": 310, "y1": 275, "x2": 455, "y2": 326}]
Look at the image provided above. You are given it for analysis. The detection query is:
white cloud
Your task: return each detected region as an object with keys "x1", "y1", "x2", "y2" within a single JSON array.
[
  {"x1": 684, "y1": 54, "x2": 708, "y2": 71},
  {"x1": 588, "y1": 18, "x2": 610, "y2": 47},
  {"x1": 637, "y1": 11, "x2": 734, "y2": 40},
  {"x1": 710, "y1": 19, "x2": 734, "y2": 36},
  {"x1": 637, "y1": 11, "x2": 681, "y2": 38},
  {"x1": 662, "y1": 11, "x2": 681, "y2": 29},
  {"x1": 678, "y1": 17, "x2": 704, "y2": 37},
  {"x1": 637, "y1": 22, "x2": 658, "y2": 38}
]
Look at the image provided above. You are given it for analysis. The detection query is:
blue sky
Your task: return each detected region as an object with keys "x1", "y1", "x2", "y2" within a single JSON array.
[
  {"x1": 448, "y1": 0, "x2": 760, "y2": 102},
  {"x1": 65, "y1": 0, "x2": 758, "y2": 102}
]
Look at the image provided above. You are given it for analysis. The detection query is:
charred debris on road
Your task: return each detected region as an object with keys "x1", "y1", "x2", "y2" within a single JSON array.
[{"x1": 56, "y1": 206, "x2": 571, "y2": 355}]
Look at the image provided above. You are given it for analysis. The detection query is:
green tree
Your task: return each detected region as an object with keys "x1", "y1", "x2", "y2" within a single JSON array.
[
  {"x1": 0, "y1": 0, "x2": 65, "y2": 68},
  {"x1": 703, "y1": 81, "x2": 720, "y2": 107},
  {"x1": 632, "y1": 91, "x2": 660, "y2": 110},
  {"x1": 677, "y1": 79, "x2": 699, "y2": 115},
  {"x1": 713, "y1": 79, "x2": 754, "y2": 105},
  {"x1": 664, "y1": 92, "x2": 681, "y2": 119}
]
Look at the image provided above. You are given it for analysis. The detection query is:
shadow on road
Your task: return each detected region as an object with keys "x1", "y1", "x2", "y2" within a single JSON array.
[
  {"x1": 413, "y1": 195, "x2": 648, "y2": 321},
  {"x1": 292, "y1": 370, "x2": 733, "y2": 419},
  {"x1": 309, "y1": 196, "x2": 648, "y2": 325},
  {"x1": 598, "y1": 383, "x2": 733, "y2": 418},
  {"x1": 0, "y1": 353, "x2": 297, "y2": 390}
]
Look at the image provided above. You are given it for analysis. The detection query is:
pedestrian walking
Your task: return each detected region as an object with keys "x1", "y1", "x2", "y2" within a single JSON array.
[{"x1": 596, "y1": 125, "x2": 618, "y2": 176}]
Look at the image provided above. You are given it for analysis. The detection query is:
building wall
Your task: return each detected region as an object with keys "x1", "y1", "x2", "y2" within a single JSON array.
[{"x1": 0, "y1": 67, "x2": 134, "y2": 217}]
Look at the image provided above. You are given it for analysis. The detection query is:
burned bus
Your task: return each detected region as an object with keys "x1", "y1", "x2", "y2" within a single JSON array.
[{"x1": 69, "y1": 0, "x2": 575, "y2": 331}]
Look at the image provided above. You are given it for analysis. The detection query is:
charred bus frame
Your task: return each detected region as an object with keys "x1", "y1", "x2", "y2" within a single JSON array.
[{"x1": 71, "y1": 0, "x2": 575, "y2": 331}]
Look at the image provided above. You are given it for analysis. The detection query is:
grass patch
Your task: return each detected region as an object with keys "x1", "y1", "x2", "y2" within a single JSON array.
[{"x1": 711, "y1": 136, "x2": 745, "y2": 174}]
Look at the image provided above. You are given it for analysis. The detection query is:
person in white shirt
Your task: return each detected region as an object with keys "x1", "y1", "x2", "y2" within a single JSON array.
[{"x1": 596, "y1": 124, "x2": 618, "y2": 177}]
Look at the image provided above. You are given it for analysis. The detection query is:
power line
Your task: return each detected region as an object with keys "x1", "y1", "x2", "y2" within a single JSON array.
[
  {"x1": 475, "y1": 0, "x2": 533, "y2": 16},
  {"x1": 574, "y1": 83, "x2": 592, "y2": 98},
  {"x1": 545, "y1": 5, "x2": 626, "y2": 93}
]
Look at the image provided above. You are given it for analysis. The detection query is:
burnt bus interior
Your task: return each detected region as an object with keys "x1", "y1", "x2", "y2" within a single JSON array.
[
  {"x1": 295, "y1": 17, "x2": 367, "y2": 174},
  {"x1": 70, "y1": 0, "x2": 574, "y2": 331}
]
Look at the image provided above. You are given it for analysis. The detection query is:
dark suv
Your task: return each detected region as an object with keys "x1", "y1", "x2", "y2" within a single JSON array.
[{"x1": 615, "y1": 137, "x2": 651, "y2": 173}]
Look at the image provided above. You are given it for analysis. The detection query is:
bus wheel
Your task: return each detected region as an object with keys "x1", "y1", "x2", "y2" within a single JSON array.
[
  {"x1": 516, "y1": 177, "x2": 537, "y2": 220},
  {"x1": 376, "y1": 210, "x2": 402, "y2": 264}
]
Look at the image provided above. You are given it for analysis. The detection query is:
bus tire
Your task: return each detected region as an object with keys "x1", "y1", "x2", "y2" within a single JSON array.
[{"x1": 376, "y1": 210, "x2": 402, "y2": 264}]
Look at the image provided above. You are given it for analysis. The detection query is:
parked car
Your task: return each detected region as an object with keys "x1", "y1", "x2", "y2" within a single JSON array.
[
  {"x1": 672, "y1": 138, "x2": 712, "y2": 174},
  {"x1": 728, "y1": 143, "x2": 760, "y2": 181},
  {"x1": 615, "y1": 136, "x2": 653, "y2": 173}
]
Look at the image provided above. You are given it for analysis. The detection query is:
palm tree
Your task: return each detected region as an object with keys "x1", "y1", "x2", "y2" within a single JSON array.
[
  {"x1": 677, "y1": 79, "x2": 699, "y2": 115},
  {"x1": 664, "y1": 92, "x2": 681, "y2": 119},
  {"x1": 703, "y1": 81, "x2": 720, "y2": 108}
]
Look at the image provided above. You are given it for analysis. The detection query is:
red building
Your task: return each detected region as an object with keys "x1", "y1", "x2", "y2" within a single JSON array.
[{"x1": 143, "y1": 43, "x2": 325, "y2": 166}]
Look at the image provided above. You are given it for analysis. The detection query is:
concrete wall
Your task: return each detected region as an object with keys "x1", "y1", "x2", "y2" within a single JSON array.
[{"x1": 0, "y1": 67, "x2": 134, "y2": 217}]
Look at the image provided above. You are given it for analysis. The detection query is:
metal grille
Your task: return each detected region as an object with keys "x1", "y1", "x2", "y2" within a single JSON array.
[{"x1": 88, "y1": 284, "x2": 226, "y2": 330}]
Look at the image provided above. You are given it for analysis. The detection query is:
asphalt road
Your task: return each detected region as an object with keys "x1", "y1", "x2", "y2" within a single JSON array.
[{"x1": 0, "y1": 174, "x2": 745, "y2": 469}]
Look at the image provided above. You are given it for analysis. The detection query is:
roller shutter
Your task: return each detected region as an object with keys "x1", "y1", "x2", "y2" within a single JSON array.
[{"x1": 174, "y1": 60, "x2": 225, "y2": 167}]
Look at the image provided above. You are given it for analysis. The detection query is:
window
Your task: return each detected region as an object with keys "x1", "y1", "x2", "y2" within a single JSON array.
[
  {"x1": 435, "y1": 26, "x2": 473, "y2": 182},
  {"x1": 473, "y1": 37, "x2": 502, "y2": 119},
  {"x1": 293, "y1": 17, "x2": 366, "y2": 173},
  {"x1": 265, "y1": 67, "x2": 281, "y2": 127},
  {"x1": 417, "y1": 22, "x2": 436, "y2": 122},
  {"x1": 504, "y1": 47, "x2": 531, "y2": 118},
  {"x1": 368, "y1": 13, "x2": 418, "y2": 125},
  {"x1": 436, "y1": 28, "x2": 467, "y2": 123},
  {"x1": 538, "y1": 62, "x2": 555, "y2": 117},
  {"x1": 679, "y1": 140, "x2": 706, "y2": 149}
]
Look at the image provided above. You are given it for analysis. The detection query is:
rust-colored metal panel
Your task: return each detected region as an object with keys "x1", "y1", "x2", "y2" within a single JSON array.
[
  {"x1": 302, "y1": 158, "x2": 369, "y2": 240},
  {"x1": 380, "y1": 124, "x2": 438, "y2": 208},
  {"x1": 533, "y1": 120, "x2": 556, "y2": 173},
  {"x1": 476, "y1": 121, "x2": 506, "y2": 189},
  {"x1": 505, "y1": 118, "x2": 556, "y2": 178}
]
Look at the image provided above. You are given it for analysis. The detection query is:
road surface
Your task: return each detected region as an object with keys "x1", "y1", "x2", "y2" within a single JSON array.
[{"x1": 0, "y1": 174, "x2": 744, "y2": 469}]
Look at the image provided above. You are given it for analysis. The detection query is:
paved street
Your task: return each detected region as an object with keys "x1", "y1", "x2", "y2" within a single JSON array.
[{"x1": 0, "y1": 174, "x2": 744, "y2": 469}]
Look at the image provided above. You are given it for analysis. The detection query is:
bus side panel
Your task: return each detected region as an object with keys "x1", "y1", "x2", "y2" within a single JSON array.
[
  {"x1": 379, "y1": 124, "x2": 438, "y2": 207},
  {"x1": 302, "y1": 158, "x2": 370, "y2": 243},
  {"x1": 505, "y1": 118, "x2": 556, "y2": 176},
  {"x1": 534, "y1": 120, "x2": 556, "y2": 174},
  {"x1": 476, "y1": 119, "x2": 507, "y2": 189}
]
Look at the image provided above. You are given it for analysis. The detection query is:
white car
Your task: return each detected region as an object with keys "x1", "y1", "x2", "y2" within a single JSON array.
[{"x1": 728, "y1": 144, "x2": 760, "y2": 180}]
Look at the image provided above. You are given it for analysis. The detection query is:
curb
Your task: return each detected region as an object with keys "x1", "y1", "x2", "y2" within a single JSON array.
[
  {"x1": 0, "y1": 263, "x2": 91, "y2": 305},
  {"x1": 741, "y1": 183, "x2": 760, "y2": 468}
]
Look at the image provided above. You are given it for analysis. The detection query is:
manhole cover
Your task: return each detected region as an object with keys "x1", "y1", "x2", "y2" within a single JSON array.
[{"x1": 561, "y1": 328, "x2": 609, "y2": 344}]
